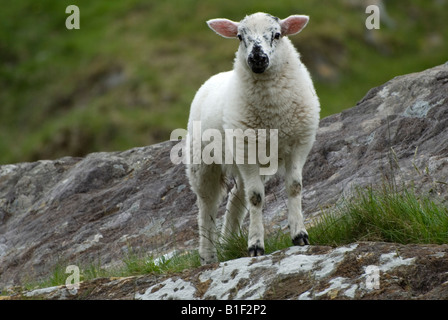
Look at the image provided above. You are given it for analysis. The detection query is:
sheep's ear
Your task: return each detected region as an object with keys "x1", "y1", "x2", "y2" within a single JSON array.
[
  {"x1": 207, "y1": 19, "x2": 239, "y2": 38},
  {"x1": 280, "y1": 15, "x2": 309, "y2": 36}
]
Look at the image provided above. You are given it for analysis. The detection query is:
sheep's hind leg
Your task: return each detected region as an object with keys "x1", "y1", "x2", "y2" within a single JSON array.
[
  {"x1": 221, "y1": 175, "x2": 248, "y2": 241},
  {"x1": 191, "y1": 164, "x2": 224, "y2": 265},
  {"x1": 248, "y1": 189, "x2": 265, "y2": 256}
]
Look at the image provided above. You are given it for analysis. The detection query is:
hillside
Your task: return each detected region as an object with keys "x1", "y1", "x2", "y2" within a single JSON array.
[{"x1": 1, "y1": 0, "x2": 448, "y2": 164}]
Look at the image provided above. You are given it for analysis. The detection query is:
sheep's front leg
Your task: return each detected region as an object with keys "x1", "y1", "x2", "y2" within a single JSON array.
[
  {"x1": 286, "y1": 143, "x2": 313, "y2": 246},
  {"x1": 238, "y1": 165, "x2": 265, "y2": 257},
  {"x1": 286, "y1": 177, "x2": 309, "y2": 245}
]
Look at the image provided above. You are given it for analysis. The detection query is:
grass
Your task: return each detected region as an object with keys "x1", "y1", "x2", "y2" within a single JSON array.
[
  {"x1": 309, "y1": 183, "x2": 448, "y2": 246},
  {"x1": 122, "y1": 250, "x2": 201, "y2": 275},
  {"x1": 15, "y1": 180, "x2": 447, "y2": 294},
  {"x1": 19, "y1": 250, "x2": 202, "y2": 292},
  {"x1": 1, "y1": 0, "x2": 448, "y2": 164}
]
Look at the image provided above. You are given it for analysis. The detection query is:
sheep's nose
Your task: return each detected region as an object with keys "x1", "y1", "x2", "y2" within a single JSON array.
[{"x1": 248, "y1": 46, "x2": 269, "y2": 74}]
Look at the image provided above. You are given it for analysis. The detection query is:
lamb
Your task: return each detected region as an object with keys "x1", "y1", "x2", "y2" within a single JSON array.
[{"x1": 186, "y1": 12, "x2": 320, "y2": 265}]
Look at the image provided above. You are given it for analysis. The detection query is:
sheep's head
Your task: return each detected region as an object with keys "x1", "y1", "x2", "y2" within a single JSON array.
[{"x1": 207, "y1": 12, "x2": 309, "y2": 74}]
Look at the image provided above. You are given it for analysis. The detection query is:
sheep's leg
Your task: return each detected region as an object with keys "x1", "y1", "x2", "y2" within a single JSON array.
[
  {"x1": 238, "y1": 165, "x2": 265, "y2": 256},
  {"x1": 285, "y1": 143, "x2": 313, "y2": 246},
  {"x1": 189, "y1": 163, "x2": 223, "y2": 265},
  {"x1": 221, "y1": 175, "x2": 248, "y2": 241},
  {"x1": 197, "y1": 196, "x2": 220, "y2": 264}
]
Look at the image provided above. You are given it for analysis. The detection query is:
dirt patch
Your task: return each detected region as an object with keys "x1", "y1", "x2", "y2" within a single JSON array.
[
  {"x1": 405, "y1": 250, "x2": 448, "y2": 296},
  {"x1": 78, "y1": 275, "x2": 164, "y2": 300},
  {"x1": 307, "y1": 245, "x2": 334, "y2": 255},
  {"x1": 263, "y1": 274, "x2": 314, "y2": 299},
  {"x1": 333, "y1": 250, "x2": 379, "y2": 279}
]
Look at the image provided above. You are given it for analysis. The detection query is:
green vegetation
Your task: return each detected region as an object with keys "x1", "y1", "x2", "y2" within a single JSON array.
[
  {"x1": 310, "y1": 184, "x2": 448, "y2": 246},
  {"x1": 1, "y1": 0, "x2": 448, "y2": 164},
  {"x1": 122, "y1": 249, "x2": 201, "y2": 275},
  {"x1": 21, "y1": 250, "x2": 202, "y2": 291}
]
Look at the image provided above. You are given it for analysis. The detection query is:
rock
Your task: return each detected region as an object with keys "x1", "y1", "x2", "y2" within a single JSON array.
[
  {"x1": 11, "y1": 242, "x2": 448, "y2": 300},
  {"x1": 1, "y1": 63, "x2": 448, "y2": 298},
  {"x1": 0, "y1": 145, "x2": 198, "y2": 288}
]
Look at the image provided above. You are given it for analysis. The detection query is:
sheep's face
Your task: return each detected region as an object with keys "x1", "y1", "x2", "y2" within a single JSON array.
[
  {"x1": 237, "y1": 14, "x2": 282, "y2": 74},
  {"x1": 207, "y1": 13, "x2": 309, "y2": 74}
]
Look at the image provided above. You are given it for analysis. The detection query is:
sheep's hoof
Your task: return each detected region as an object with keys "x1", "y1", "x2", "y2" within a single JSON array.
[
  {"x1": 200, "y1": 255, "x2": 218, "y2": 266},
  {"x1": 248, "y1": 245, "x2": 265, "y2": 257},
  {"x1": 293, "y1": 232, "x2": 310, "y2": 246}
]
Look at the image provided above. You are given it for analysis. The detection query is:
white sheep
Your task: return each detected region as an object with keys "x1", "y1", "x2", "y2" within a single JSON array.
[{"x1": 186, "y1": 12, "x2": 320, "y2": 265}]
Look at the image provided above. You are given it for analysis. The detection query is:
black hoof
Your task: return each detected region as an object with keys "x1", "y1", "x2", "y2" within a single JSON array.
[
  {"x1": 248, "y1": 245, "x2": 265, "y2": 257},
  {"x1": 292, "y1": 232, "x2": 310, "y2": 246},
  {"x1": 200, "y1": 255, "x2": 217, "y2": 265}
]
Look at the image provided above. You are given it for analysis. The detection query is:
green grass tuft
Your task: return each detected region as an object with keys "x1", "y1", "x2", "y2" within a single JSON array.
[
  {"x1": 122, "y1": 250, "x2": 201, "y2": 275},
  {"x1": 309, "y1": 183, "x2": 448, "y2": 246}
]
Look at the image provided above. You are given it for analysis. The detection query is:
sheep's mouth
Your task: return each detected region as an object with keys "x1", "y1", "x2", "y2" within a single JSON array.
[
  {"x1": 250, "y1": 65, "x2": 268, "y2": 74},
  {"x1": 248, "y1": 61, "x2": 269, "y2": 74}
]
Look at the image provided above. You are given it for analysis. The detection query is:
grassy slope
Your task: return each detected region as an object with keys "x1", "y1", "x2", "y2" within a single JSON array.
[{"x1": 1, "y1": 0, "x2": 448, "y2": 164}]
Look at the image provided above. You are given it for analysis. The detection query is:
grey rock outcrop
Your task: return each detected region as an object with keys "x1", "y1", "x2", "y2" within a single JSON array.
[
  {"x1": 18, "y1": 242, "x2": 448, "y2": 300},
  {"x1": 1, "y1": 63, "x2": 448, "y2": 298}
]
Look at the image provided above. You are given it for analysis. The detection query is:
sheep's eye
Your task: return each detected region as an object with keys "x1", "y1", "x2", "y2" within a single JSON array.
[
  {"x1": 237, "y1": 34, "x2": 242, "y2": 41},
  {"x1": 274, "y1": 32, "x2": 281, "y2": 40}
]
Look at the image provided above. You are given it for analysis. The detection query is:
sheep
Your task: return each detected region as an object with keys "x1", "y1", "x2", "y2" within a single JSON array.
[{"x1": 186, "y1": 12, "x2": 320, "y2": 265}]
